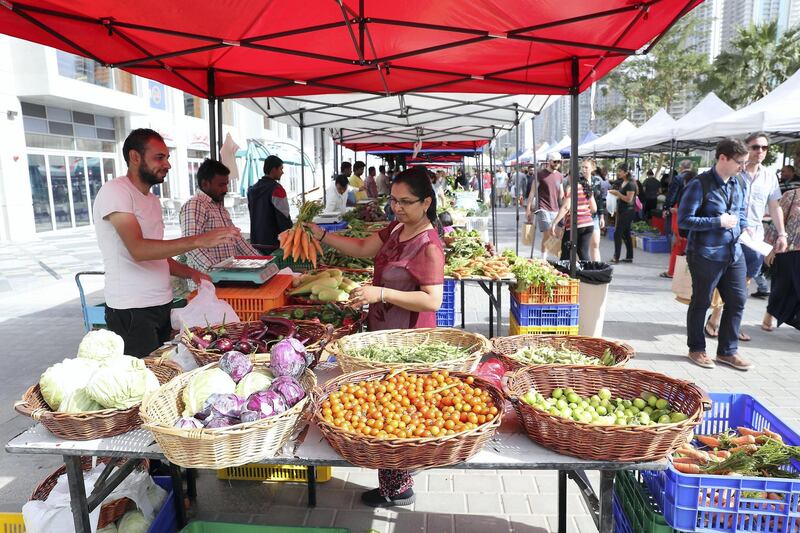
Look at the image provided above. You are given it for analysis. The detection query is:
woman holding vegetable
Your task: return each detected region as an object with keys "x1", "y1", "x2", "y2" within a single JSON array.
[{"x1": 308, "y1": 165, "x2": 445, "y2": 507}]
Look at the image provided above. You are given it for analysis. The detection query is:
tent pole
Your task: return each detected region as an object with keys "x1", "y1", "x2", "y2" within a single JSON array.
[
  {"x1": 668, "y1": 139, "x2": 677, "y2": 182},
  {"x1": 569, "y1": 58, "x2": 580, "y2": 277},
  {"x1": 300, "y1": 111, "x2": 306, "y2": 203},
  {"x1": 207, "y1": 68, "x2": 217, "y2": 161},
  {"x1": 782, "y1": 142, "x2": 788, "y2": 167},
  {"x1": 490, "y1": 126, "x2": 498, "y2": 250},
  {"x1": 530, "y1": 116, "x2": 538, "y2": 259},
  {"x1": 321, "y1": 129, "x2": 327, "y2": 205},
  {"x1": 479, "y1": 152, "x2": 484, "y2": 202},
  {"x1": 216, "y1": 98, "x2": 223, "y2": 158},
  {"x1": 514, "y1": 104, "x2": 520, "y2": 255}
]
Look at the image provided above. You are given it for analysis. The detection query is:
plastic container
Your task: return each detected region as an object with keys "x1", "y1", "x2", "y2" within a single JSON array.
[
  {"x1": 614, "y1": 493, "x2": 635, "y2": 533},
  {"x1": 180, "y1": 523, "x2": 350, "y2": 533},
  {"x1": 436, "y1": 279, "x2": 457, "y2": 327},
  {"x1": 511, "y1": 278, "x2": 579, "y2": 305},
  {"x1": 509, "y1": 297, "x2": 579, "y2": 328},
  {"x1": 607, "y1": 226, "x2": 616, "y2": 241},
  {"x1": 319, "y1": 220, "x2": 348, "y2": 232},
  {"x1": 642, "y1": 392, "x2": 800, "y2": 533},
  {"x1": 189, "y1": 274, "x2": 293, "y2": 321},
  {"x1": 615, "y1": 470, "x2": 675, "y2": 533},
  {"x1": 0, "y1": 513, "x2": 24, "y2": 533},
  {"x1": 150, "y1": 476, "x2": 177, "y2": 533},
  {"x1": 508, "y1": 315, "x2": 578, "y2": 336},
  {"x1": 643, "y1": 236, "x2": 670, "y2": 253},
  {"x1": 217, "y1": 464, "x2": 332, "y2": 483},
  {"x1": 271, "y1": 248, "x2": 313, "y2": 272},
  {"x1": 466, "y1": 216, "x2": 490, "y2": 242}
]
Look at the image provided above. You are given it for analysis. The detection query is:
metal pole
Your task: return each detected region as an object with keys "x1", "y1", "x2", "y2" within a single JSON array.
[
  {"x1": 490, "y1": 126, "x2": 498, "y2": 249},
  {"x1": 530, "y1": 116, "x2": 539, "y2": 259},
  {"x1": 216, "y1": 98, "x2": 223, "y2": 159},
  {"x1": 479, "y1": 152, "x2": 484, "y2": 202},
  {"x1": 514, "y1": 105, "x2": 521, "y2": 255},
  {"x1": 321, "y1": 129, "x2": 327, "y2": 205},
  {"x1": 207, "y1": 69, "x2": 217, "y2": 161},
  {"x1": 300, "y1": 111, "x2": 306, "y2": 203},
  {"x1": 569, "y1": 58, "x2": 580, "y2": 277},
  {"x1": 782, "y1": 142, "x2": 788, "y2": 167}
]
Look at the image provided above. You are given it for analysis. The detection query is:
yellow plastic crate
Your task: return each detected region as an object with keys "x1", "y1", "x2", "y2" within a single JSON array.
[
  {"x1": 0, "y1": 513, "x2": 25, "y2": 533},
  {"x1": 509, "y1": 316, "x2": 579, "y2": 336},
  {"x1": 217, "y1": 464, "x2": 332, "y2": 483}
]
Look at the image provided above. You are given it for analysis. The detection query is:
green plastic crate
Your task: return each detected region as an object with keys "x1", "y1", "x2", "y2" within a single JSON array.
[
  {"x1": 272, "y1": 248, "x2": 313, "y2": 273},
  {"x1": 180, "y1": 523, "x2": 349, "y2": 533},
  {"x1": 615, "y1": 470, "x2": 675, "y2": 533}
]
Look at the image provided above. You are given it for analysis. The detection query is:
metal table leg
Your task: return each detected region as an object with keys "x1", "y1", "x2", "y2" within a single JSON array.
[
  {"x1": 64, "y1": 455, "x2": 92, "y2": 533},
  {"x1": 307, "y1": 465, "x2": 317, "y2": 507},
  {"x1": 186, "y1": 468, "x2": 197, "y2": 501},
  {"x1": 496, "y1": 282, "x2": 503, "y2": 336},
  {"x1": 460, "y1": 280, "x2": 466, "y2": 329},
  {"x1": 598, "y1": 470, "x2": 615, "y2": 533},
  {"x1": 558, "y1": 470, "x2": 568, "y2": 533},
  {"x1": 488, "y1": 281, "x2": 494, "y2": 338},
  {"x1": 170, "y1": 463, "x2": 188, "y2": 528}
]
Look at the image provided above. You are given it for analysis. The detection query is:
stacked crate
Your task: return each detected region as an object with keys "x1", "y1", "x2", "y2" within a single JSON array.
[
  {"x1": 436, "y1": 278, "x2": 457, "y2": 327},
  {"x1": 509, "y1": 278, "x2": 580, "y2": 335}
]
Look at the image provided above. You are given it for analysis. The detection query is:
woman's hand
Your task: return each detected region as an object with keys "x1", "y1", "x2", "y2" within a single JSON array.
[
  {"x1": 349, "y1": 285, "x2": 383, "y2": 306},
  {"x1": 304, "y1": 223, "x2": 325, "y2": 241},
  {"x1": 764, "y1": 250, "x2": 777, "y2": 267}
]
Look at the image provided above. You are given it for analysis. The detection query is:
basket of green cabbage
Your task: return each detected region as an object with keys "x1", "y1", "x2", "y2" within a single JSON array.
[{"x1": 14, "y1": 330, "x2": 181, "y2": 440}]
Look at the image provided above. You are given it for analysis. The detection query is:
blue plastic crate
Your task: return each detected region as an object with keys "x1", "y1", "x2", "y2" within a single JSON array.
[
  {"x1": 614, "y1": 493, "x2": 635, "y2": 533},
  {"x1": 643, "y1": 236, "x2": 670, "y2": 254},
  {"x1": 607, "y1": 226, "x2": 615, "y2": 241},
  {"x1": 642, "y1": 392, "x2": 800, "y2": 533},
  {"x1": 436, "y1": 279, "x2": 457, "y2": 327},
  {"x1": 436, "y1": 307, "x2": 456, "y2": 327},
  {"x1": 319, "y1": 220, "x2": 348, "y2": 232},
  {"x1": 150, "y1": 476, "x2": 177, "y2": 533},
  {"x1": 510, "y1": 297, "x2": 579, "y2": 327}
]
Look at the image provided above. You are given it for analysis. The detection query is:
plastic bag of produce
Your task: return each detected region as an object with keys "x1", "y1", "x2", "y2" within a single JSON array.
[
  {"x1": 170, "y1": 279, "x2": 239, "y2": 330},
  {"x1": 117, "y1": 510, "x2": 152, "y2": 533}
]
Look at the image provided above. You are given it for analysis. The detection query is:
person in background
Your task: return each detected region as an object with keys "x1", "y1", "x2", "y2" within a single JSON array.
[
  {"x1": 350, "y1": 161, "x2": 368, "y2": 202},
  {"x1": 248, "y1": 155, "x2": 293, "y2": 250},
  {"x1": 548, "y1": 162, "x2": 597, "y2": 261},
  {"x1": 642, "y1": 170, "x2": 661, "y2": 218},
  {"x1": 365, "y1": 166, "x2": 379, "y2": 198},
  {"x1": 660, "y1": 167, "x2": 697, "y2": 278},
  {"x1": 663, "y1": 160, "x2": 694, "y2": 256},
  {"x1": 307, "y1": 166, "x2": 445, "y2": 508},
  {"x1": 762, "y1": 187, "x2": 800, "y2": 331},
  {"x1": 456, "y1": 169, "x2": 468, "y2": 190},
  {"x1": 608, "y1": 163, "x2": 636, "y2": 264},
  {"x1": 495, "y1": 167, "x2": 509, "y2": 207},
  {"x1": 94, "y1": 129, "x2": 237, "y2": 356},
  {"x1": 780, "y1": 164, "x2": 800, "y2": 193},
  {"x1": 678, "y1": 138, "x2": 751, "y2": 371},
  {"x1": 526, "y1": 153, "x2": 564, "y2": 258},
  {"x1": 586, "y1": 159, "x2": 606, "y2": 260},
  {"x1": 438, "y1": 211, "x2": 455, "y2": 237},
  {"x1": 325, "y1": 174, "x2": 350, "y2": 214},
  {"x1": 180, "y1": 158, "x2": 259, "y2": 273},
  {"x1": 377, "y1": 165, "x2": 390, "y2": 196}
]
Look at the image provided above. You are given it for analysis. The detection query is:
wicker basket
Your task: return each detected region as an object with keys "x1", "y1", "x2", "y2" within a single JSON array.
[
  {"x1": 312, "y1": 368, "x2": 505, "y2": 470},
  {"x1": 140, "y1": 357, "x2": 316, "y2": 469},
  {"x1": 182, "y1": 320, "x2": 330, "y2": 368},
  {"x1": 264, "y1": 305, "x2": 366, "y2": 339},
  {"x1": 326, "y1": 328, "x2": 491, "y2": 373},
  {"x1": 31, "y1": 457, "x2": 149, "y2": 528},
  {"x1": 491, "y1": 334, "x2": 635, "y2": 371},
  {"x1": 14, "y1": 358, "x2": 182, "y2": 440},
  {"x1": 504, "y1": 365, "x2": 709, "y2": 462}
]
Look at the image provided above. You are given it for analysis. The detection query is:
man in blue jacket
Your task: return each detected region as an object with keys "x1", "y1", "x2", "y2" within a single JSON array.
[{"x1": 678, "y1": 139, "x2": 752, "y2": 371}]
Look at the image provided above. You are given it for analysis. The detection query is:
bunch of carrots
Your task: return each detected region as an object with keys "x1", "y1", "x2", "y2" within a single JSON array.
[
  {"x1": 672, "y1": 426, "x2": 791, "y2": 475},
  {"x1": 279, "y1": 200, "x2": 324, "y2": 268}
]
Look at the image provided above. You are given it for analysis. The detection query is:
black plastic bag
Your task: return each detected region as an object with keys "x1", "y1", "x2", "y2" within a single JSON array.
[{"x1": 549, "y1": 260, "x2": 613, "y2": 285}]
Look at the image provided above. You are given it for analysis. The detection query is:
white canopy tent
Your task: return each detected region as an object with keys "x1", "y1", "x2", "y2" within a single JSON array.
[
  {"x1": 617, "y1": 108, "x2": 676, "y2": 154},
  {"x1": 638, "y1": 93, "x2": 735, "y2": 151},
  {"x1": 519, "y1": 143, "x2": 547, "y2": 164},
  {"x1": 578, "y1": 119, "x2": 637, "y2": 156},
  {"x1": 538, "y1": 136, "x2": 571, "y2": 160},
  {"x1": 678, "y1": 70, "x2": 800, "y2": 143}
]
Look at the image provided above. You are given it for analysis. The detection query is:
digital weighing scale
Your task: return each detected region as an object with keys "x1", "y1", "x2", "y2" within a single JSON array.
[{"x1": 209, "y1": 256, "x2": 280, "y2": 284}]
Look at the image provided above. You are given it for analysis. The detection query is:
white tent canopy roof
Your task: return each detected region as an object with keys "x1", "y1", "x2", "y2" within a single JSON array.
[
  {"x1": 620, "y1": 108, "x2": 676, "y2": 152},
  {"x1": 578, "y1": 119, "x2": 637, "y2": 156},
  {"x1": 539, "y1": 136, "x2": 570, "y2": 159},
  {"x1": 678, "y1": 70, "x2": 800, "y2": 143},
  {"x1": 242, "y1": 93, "x2": 557, "y2": 146}
]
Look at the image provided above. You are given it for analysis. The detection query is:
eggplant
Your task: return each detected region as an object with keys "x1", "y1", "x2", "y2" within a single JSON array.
[
  {"x1": 235, "y1": 340, "x2": 255, "y2": 354},
  {"x1": 260, "y1": 317, "x2": 297, "y2": 338},
  {"x1": 211, "y1": 337, "x2": 235, "y2": 352}
]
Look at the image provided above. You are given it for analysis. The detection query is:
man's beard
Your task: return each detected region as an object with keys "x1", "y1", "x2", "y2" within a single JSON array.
[{"x1": 140, "y1": 162, "x2": 165, "y2": 185}]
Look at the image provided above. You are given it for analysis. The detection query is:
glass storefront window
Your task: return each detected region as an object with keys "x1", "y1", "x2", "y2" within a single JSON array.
[
  {"x1": 70, "y1": 156, "x2": 90, "y2": 226},
  {"x1": 27, "y1": 154, "x2": 53, "y2": 232},
  {"x1": 87, "y1": 157, "x2": 102, "y2": 208},
  {"x1": 49, "y1": 155, "x2": 72, "y2": 230},
  {"x1": 103, "y1": 158, "x2": 116, "y2": 182},
  {"x1": 184, "y1": 93, "x2": 205, "y2": 119}
]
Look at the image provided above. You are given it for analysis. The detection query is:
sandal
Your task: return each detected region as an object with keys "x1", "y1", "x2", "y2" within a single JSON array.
[
  {"x1": 659, "y1": 272, "x2": 672, "y2": 278},
  {"x1": 738, "y1": 331, "x2": 751, "y2": 342},
  {"x1": 704, "y1": 318, "x2": 719, "y2": 338},
  {"x1": 716, "y1": 354, "x2": 754, "y2": 371}
]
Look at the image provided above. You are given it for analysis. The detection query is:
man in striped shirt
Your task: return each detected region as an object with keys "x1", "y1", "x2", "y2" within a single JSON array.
[{"x1": 180, "y1": 158, "x2": 259, "y2": 272}]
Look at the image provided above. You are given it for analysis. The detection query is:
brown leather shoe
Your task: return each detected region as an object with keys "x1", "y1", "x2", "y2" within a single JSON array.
[
  {"x1": 688, "y1": 351, "x2": 715, "y2": 369},
  {"x1": 716, "y1": 354, "x2": 754, "y2": 371}
]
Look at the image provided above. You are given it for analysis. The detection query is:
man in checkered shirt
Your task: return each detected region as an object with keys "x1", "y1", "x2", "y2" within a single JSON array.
[{"x1": 180, "y1": 158, "x2": 259, "y2": 272}]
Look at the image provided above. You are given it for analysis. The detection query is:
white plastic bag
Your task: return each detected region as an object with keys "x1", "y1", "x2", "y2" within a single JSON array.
[
  {"x1": 170, "y1": 279, "x2": 239, "y2": 330},
  {"x1": 606, "y1": 194, "x2": 617, "y2": 216}
]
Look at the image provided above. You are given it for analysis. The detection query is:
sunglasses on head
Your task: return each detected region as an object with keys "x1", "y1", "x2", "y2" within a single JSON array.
[{"x1": 749, "y1": 144, "x2": 769, "y2": 151}]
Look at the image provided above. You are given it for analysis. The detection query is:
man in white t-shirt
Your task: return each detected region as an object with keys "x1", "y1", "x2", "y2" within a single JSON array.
[
  {"x1": 495, "y1": 167, "x2": 509, "y2": 207},
  {"x1": 325, "y1": 174, "x2": 350, "y2": 214},
  {"x1": 93, "y1": 128, "x2": 238, "y2": 356}
]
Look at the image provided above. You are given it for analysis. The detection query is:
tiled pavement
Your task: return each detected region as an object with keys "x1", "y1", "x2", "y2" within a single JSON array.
[{"x1": 0, "y1": 208, "x2": 797, "y2": 532}]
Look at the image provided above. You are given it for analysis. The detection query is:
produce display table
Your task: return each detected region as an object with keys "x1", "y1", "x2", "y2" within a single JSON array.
[
  {"x1": 454, "y1": 277, "x2": 516, "y2": 337},
  {"x1": 6, "y1": 362, "x2": 666, "y2": 533}
]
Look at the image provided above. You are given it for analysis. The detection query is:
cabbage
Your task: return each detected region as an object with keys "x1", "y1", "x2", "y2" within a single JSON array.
[
  {"x1": 117, "y1": 509, "x2": 151, "y2": 533},
  {"x1": 39, "y1": 358, "x2": 101, "y2": 411},
  {"x1": 101, "y1": 355, "x2": 146, "y2": 371},
  {"x1": 286, "y1": 337, "x2": 313, "y2": 366},
  {"x1": 77, "y1": 329, "x2": 125, "y2": 361},
  {"x1": 235, "y1": 369, "x2": 273, "y2": 398},
  {"x1": 57, "y1": 388, "x2": 104, "y2": 413},
  {"x1": 219, "y1": 350, "x2": 253, "y2": 383},
  {"x1": 269, "y1": 339, "x2": 307, "y2": 378},
  {"x1": 205, "y1": 416, "x2": 239, "y2": 428},
  {"x1": 181, "y1": 367, "x2": 235, "y2": 417},
  {"x1": 204, "y1": 393, "x2": 245, "y2": 418},
  {"x1": 85, "y1": 367, "x2": 159, "y2": 410},
  {"x1": 268, "y1": 375, "x2": 306, "y2": 407},
  {"x1": 146, "y1": 480, "x2": 167, "y2": 513},
  {"x1": 174, "y1": 416, "x2": 203, "y2": 429},
  {"x1": 240, "y1": 410, "x2": 260, "y2": 423},
  {"x1": 246, "y1": 390, "x2": 287, "y2": 418}
]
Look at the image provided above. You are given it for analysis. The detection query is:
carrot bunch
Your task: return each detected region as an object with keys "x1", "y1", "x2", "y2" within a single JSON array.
[
  {"x1": 671, "y1": 427, "x2": 790, "y2": 475},
  {"x1": 279, "y1": 200, "x2": 325, "y2": 268}
]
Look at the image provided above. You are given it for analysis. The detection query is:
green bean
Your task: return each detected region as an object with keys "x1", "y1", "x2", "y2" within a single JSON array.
[{"x1": 350, "y1": 342, "x2": 468, "y2": 364}]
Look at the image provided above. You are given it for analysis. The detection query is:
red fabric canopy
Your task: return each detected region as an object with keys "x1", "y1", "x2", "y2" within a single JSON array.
[
  {"x1": 1, "y1": 0, "x2": 702, "y2": 99},
  {"x1": 346, "y1": 140, "x2": 487, "y2": 152}
]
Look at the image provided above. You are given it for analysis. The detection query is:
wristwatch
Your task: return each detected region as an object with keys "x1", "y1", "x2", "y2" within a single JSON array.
[{"x1": 778, "y1": 232, "x2": 788, "y2": 238}]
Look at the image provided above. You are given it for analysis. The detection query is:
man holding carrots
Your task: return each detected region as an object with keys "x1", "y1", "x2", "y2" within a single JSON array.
[{"x1": 248, "y1": 155, "x2": 293, "y2": 250}]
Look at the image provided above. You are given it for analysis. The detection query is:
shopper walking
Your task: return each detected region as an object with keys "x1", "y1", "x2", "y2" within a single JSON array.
[
  {"x1": 609, "y1": 164, "x2": 636, "y2": 263},
  {"x1": 763, "y1": 188, "x2": 800, "y2": 330},
  {"x1": 548, "y1": 164, "x2": 597, "y2": 261}
]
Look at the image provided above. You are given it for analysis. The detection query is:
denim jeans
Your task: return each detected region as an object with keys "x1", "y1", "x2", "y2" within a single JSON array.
[{"x1": 686, "y1": 252, "x2": 747, "y2": 356}]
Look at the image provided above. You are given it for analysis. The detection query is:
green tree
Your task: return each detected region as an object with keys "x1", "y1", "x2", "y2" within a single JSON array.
[{"x1": 700, "y1": 21, "x2": 800, "y2": 108}]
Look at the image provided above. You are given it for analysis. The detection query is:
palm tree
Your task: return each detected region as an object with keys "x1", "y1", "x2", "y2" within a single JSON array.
[{"x1": 701, "y1": 21, "x2": 800, "y2": 108}]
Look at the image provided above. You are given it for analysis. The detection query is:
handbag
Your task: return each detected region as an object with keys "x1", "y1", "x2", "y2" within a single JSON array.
[
  {"x1": 671, "y1": 255, "x2": 692, "y2": 304},
  {"x1": 634, "y1": 195, "x2": 643, "y2": 213}
]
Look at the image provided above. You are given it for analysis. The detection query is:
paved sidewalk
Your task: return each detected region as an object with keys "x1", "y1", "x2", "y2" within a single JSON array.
[{"x1": 0, "y1": 208, "x2": 797, "y2": 532}]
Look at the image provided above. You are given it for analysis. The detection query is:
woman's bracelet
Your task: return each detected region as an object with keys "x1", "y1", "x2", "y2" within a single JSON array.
[
  {"x1": 380, "y1": 287, "x2": 386, "y2": 304},
  {"x1": 318, "y1": 230, "x2": 328, "y2": 243}
]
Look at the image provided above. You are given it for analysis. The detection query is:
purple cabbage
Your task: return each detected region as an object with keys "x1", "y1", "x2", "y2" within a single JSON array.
[
  {"x1": 204, "y1": 393, "x2": 245, "y2": 418},
  {"x1": 174, "y1": 417, "x2": 203, "y2": 429},
  {"x1": 240, "y1": 410, "x2": 260, "y2": 423},
  {"x1": 269, "y1": 339, "x2": 307, "y2": 378},
  {"x1": 205, "y1": 416, "x2": 239, "y2": 429},
  {"x1": 194, "y1": 405, "x2": 213, "y2": 421},
  {"x1": 245, "y1": 390, "x2": 287, "y2": 418},
  {"x1": 219, "y1": 350, "x2": 253, "y2": 383},
  {"x1": 268, "y1": 375, "x2": 306, "y2": 407}
]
